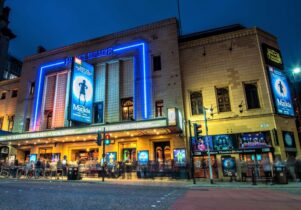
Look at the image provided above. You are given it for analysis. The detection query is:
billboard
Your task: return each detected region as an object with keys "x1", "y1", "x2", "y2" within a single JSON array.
[
  {"x1": 106, "y1": 152, "x2": 117, "y2": 165},
  {"x1": 268, "y1": 67, "x2": 294, "y2": 116},
  {"x1": 70, "y1": 57, "x2": 94, "y2": 123},
  {"x1": 212, "y1": 134, "x2": 235, "y2": 151},
  {"x1": 138, "y1": 150, "x2": 149, "y2": 165},
  {"x1": 221, "y1": 156, "x2": 236, "y2": 177},
  {"x1": 173, "y1": 148, "x2": 186, "y2": 166}
]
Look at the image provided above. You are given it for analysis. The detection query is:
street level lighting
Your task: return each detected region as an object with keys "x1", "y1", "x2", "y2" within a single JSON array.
[{"x1": 293, "y1": 67, "x2": 301, "y2": 74}]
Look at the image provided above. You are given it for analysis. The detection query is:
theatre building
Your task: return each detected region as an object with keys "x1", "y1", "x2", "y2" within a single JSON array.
[
  {"x1": 0, "y1": 18, "x2": 185, "y2": 168},
  {"x1": 180, "y1": 25, "x2": 301, "y2": 179},
  {"x1": 0, "y1": 18, "x2": 300, "y2": 180}
]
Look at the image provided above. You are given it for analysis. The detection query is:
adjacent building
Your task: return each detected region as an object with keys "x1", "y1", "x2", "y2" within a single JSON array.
[{"x1": 0, "y1": 18, "x2": 299, "y2": 180}]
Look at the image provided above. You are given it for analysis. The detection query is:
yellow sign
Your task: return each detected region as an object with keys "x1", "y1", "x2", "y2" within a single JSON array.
[{"x1": 266, "y1": 48, "x2": 282, "y2": 65}]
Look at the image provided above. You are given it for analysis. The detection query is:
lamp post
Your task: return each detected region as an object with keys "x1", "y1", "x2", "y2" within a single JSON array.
[{"x1": 291, "y1": 67, "x2": 301, "y2": 132}]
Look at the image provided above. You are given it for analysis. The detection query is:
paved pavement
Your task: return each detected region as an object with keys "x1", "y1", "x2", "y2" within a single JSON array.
[
  {"x1": 1, "y1": 178, "x2": 301, "y2": 210},
  {"x1": 0, "y1": 179, "x2": 185, "y2": 210}
]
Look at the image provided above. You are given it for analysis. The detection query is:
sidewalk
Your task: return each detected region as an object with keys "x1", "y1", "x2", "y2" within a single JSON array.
[{"x1": 2, "y1": 175, "x2": 301, "y2": 189}]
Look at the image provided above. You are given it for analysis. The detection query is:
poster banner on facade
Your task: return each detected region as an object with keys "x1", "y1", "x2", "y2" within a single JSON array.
[
  {"x1": 212, "y1": 135, "x2": 235, "y2": 151},
  {"x1": 262, "y1": 43, "x2": 284, "y2": 70},
  {"x1": 29, "y1": 154, "x2": 37, "y2": 162},
  {"x1": 196, "y1": 136, "x2": 213, "y2": 151},
  {"x1": 239, "y1": 132, "x2": 271, "y2": 149},
  {"x1": 69, "y1": 57, "x2": 94, "y2": 123},
  {"x1": 138, "y1": 150, "x2": 149, "y2": 165},
  {"x1": 282, "y1": 131, "x2": 296, "y2": 148},
  {"x1": 106, "y1": 152, "x2": 117, "y2": 165},
  {"x1": 221, "y1": 156, "x2": 236, "y2": 177},
  {"x1": 268, "y1": 67, "x2": 294, "y2": 116},
  {"x1": 173, "y1": 148, "x2": 186, "y2": 166}
]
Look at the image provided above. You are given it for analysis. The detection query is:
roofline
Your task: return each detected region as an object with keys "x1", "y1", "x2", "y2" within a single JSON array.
[{"x1": 24, "y1": 17, "x2": 178, "y2": 62}]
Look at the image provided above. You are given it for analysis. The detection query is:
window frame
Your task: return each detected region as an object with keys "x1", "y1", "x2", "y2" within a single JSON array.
[
  {"x1": 0, "y1": 92, "x2": 6, "y2": 100},
  {"x1": 243, "y1": 81, "x2": 261, "y2": 110},
  {"x1": 155, "y1": 100, "x2": 164, "y2": 117},
  {"x1": 121, "y1": 97, "x2": 134, "y2": 121},
  {"x1": 215, "y1": 86, "x2": 232, "y2": 113},
  {"x1": 152, "y1": 55, "x2": 162, "y2": 71},
  {"x1": 11, "y1": 89, "x2": 18, "y2": 98},
  {"x1": 189, "y1": 90, "x2": 204, "y2": 116}
]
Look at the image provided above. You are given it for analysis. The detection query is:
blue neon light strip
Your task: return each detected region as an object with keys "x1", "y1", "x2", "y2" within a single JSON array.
[
  {"x1": 113, "y1": 42, "x2": 150, "y2": 119},
  {"x1": 32, "y1": 41, "x2": 151, "y2": 131},
  {"x1": 32, "y1": 60, "x2": 66, "y2": 130}
]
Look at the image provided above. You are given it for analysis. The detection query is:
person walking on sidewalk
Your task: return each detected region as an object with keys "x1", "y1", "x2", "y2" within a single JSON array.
[
  {"x1": 239, "y1": 159, "x2": 247, "y2": 182},
  {"x1": 263, "y1": 157, "x2": 272, "y2": 184}
]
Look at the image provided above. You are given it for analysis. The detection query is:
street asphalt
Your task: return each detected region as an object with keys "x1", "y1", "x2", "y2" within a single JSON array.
[{"x1": 0, "y1": 179, "x2": 301, "y2": 210}]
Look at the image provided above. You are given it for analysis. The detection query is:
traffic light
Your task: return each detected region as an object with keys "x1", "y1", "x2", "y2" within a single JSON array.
[
  {"x1": 193, "y1": 123, "x2": 202, "y2": 140},
  {"x1": 96, "y1": 132, "x2": 102, "y2": 146},
  {"x1": 104, "y1": 134, "x2": 111, "y2": 145}
]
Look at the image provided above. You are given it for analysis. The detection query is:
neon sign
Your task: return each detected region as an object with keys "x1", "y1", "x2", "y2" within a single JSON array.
[{"x1": 31, "y1": 41, "x2": 151, "y2": 131}]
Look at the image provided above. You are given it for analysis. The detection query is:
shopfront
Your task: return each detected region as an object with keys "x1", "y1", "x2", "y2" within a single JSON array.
[{"x1": 192, "y1": 131, "x2": 274, "y2": 179}]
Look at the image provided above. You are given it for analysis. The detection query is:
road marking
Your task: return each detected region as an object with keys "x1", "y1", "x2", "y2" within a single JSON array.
[
  {"x1": 156, "y1": 200, "x2": 161, "y2": 203},
  {"x1": 151, "y1": 205, "x2": 156, "y2": 208}
]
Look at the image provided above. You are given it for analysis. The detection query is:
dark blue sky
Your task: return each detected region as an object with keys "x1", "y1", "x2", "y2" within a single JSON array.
[{"x1": 6, "y1": 0, "x2": 301, "y2": 71}]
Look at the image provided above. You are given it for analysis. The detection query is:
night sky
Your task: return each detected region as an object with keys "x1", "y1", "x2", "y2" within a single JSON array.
[{"x1": 5, "y1": 0, "x2": 301, "y2": 72}]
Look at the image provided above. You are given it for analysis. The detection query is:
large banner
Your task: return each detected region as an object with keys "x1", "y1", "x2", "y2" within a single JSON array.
[
  {"x1": 268, "y1": 66, "x2": 294, "y2": 116},
  {"x1": 70, "y1": 57, "x2": 94, "y2": 123}
]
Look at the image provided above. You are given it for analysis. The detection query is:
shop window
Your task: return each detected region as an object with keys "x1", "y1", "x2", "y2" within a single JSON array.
[
  {"x1": 153, "y1": 55, "x2": 161, "y2": 71},
  {"x1": 121, "y1": 98, "x2": 133, "y2": 121},
  {"x1": 216, "y1": 87, "x2": 231, "y2": 112},
  {"x1": 244, "y1": 83, "x2": 260, "y2": 109},
  {"x1": 0, "y1": 116, "x2": 3, "y2": 130},
  {"x1": 29, "y1": 82, "x2": 35, "y2": 95},
  {"x1": 93, "y1": 102, "x2": 104, "y2": 124},
  {"x1": 25, "y1": 118, "x2": 30, "y2": 131},
  {"x1": 11, "y1": 89, "x2": 18, "y2": 98},
  {"x1": 190, "y1": 91, "x2": 203, "y2": 115},
  {"x1": 1, "y1": 92, "x2": 6, "y2": 100},
  {"x1": 45, "y1": 111, "x2": 53, "y2": 129},
  {"x1": 8, "y1": 115, "x2": 14, "y2": 132},
  {"x1": 155, "y1": 100, "x2": 164, "y2": 117}
]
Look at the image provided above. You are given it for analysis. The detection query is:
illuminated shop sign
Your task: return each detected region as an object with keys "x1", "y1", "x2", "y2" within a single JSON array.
[
  {"x1": 173, "y1": 148, "x2": 186, "y2": 166},
  {"x1": 282, "y1": 131, "x2": 296, "y2": 148},
  {"x1": 106, "y1": 152, "x2": 117, "y2": 165},
  {"x1": 262, "y1": 43, "x2": 283, "y2": 69},
  {"x1": 268, "y1": 66, "x2": 294, "y2": 116},
  {"x1": 138, "y1": 150, "x2": 149, "y2": 165},
  {"x1": 0, "y1": 119, "x2": 167, "y2": 141},
  {"x1": 70, "y1": 57, "x2": 94, "y2": 124},
  {"x1": 239, "y1": 132, "x2": 271, "y2": 149},
  {"x1": 221, "y1": 156, "x2": 237, "y2": 177}
]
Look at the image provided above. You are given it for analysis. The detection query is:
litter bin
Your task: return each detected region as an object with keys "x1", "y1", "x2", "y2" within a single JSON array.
[
  {"x1": 67, "y1": 167, "x2": 81, "y2": 180},
  {"x1": 274, "y1": 165, "x2": 288, "y2": 184}
]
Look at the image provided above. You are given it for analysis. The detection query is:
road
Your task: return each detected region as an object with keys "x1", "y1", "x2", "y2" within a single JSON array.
[{"x1": 0, "y1": 180, "x2": 301, "y2": 210}]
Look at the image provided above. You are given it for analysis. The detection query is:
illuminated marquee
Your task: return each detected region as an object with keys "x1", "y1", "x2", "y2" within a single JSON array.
[
  {"x1": 262, "y1": 43, "x2": 283, "y2": 70},
  {"x1": 31, "y1": 41, "x2": 152, "y2": 131}
]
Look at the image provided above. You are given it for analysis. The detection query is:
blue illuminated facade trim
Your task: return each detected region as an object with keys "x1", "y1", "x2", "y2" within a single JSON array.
[{"x1": 31, "y1": 41, "x2": 151, "y2": 131}]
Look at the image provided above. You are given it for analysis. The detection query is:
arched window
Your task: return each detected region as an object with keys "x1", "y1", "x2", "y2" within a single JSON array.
[
  {"x1": 190, "y1": 91, "x2": 203, "y2": 115},
  {"x1": 121, "y1": 98, "x2": 133, "y2": 121}
]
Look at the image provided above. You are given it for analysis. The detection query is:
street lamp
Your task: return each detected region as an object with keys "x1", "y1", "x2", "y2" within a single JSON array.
[
  {"x1": 290, "y1": 67, "x2": 301, "y2": 133},
  {"x1": 293, "y1": 67, "x2": 301, "y2": 74}
]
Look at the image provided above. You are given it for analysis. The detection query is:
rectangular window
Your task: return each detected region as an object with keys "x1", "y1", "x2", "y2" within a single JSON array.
[
  {"x1": 0, "y1": 92, "x2": 6, "y2": 100},
  {"x1": 8, "y1": 115, "x2": 14, "y2": 132},
  {"x1": 155, "y1": 100, "x2": 164, "y2": 117},
  {"x1": 153, "y1": 55, "x2": 161, "y2": 71},
  {"x1": 94, "y1": 102, "x2": 104, "y2": 124},
  {"x1": 121, "y1": 98, "x2": 133, "y2": 121},
  {"x1": 29, "y1": 82, "x2": 35, "y2": 95},
  {"x1": 190, "y1": 91, "x2": 203, "y2": 115},
  {"x1": 11, "y1": 89, "x2": 18, "y2": 98},
  {"x1": 244, "y1": 83, "x2": 260, "y2": 109},
  {"x1": 216, "y1": 87, "x2": 231, "y2": 112},
  {"x1": 25, "y1": 118, "x2": 30, "y2": 131},
  {"x1": 0, "y1": 116, "x2": 4, "y2": 130}
]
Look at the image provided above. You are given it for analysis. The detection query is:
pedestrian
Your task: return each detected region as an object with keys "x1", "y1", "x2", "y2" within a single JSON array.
[
  {"x1": 262, "y1": 157, "x2": 272, "y2": 184},
  {"x1": 286, "y1": 155, "x2": 296, "y2": 181},
  {"x1": 295, "y1": 155, "x2": 301, "y2": 181},
  {"x1": 239, "y1": 159, "x2": 247, "y2": 182}
]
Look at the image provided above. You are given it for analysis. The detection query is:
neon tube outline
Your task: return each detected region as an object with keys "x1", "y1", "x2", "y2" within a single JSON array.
[{"x1": 32, "y1": 41, "x2": 150, "y2": 131}]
